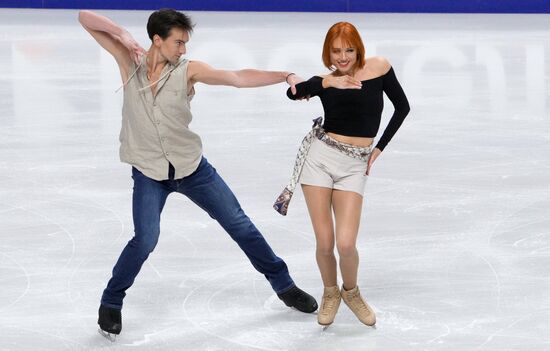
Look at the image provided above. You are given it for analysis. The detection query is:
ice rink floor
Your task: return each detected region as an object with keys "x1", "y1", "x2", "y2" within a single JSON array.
[{"x1": 1, "y1": 8, "x2": 549, "y2": 350}]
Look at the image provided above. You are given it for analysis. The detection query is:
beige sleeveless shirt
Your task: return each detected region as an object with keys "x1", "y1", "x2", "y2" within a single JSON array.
[{"x1": 119, "y1": 57, "x2": 202, "y2": 180}]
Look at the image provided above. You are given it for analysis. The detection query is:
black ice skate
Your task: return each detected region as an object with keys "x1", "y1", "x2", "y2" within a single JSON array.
[
  {"x1": 98, "y1": 305, "x2": 122, "y2": 342},
  {"x1": 277, "y1": 285, "x2": 318, "y2": 313}
]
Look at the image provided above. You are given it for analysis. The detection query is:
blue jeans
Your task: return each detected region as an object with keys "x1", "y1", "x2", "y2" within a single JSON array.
[{"x1": 101, "y1": 157, "x2": 295, "y2": 309}]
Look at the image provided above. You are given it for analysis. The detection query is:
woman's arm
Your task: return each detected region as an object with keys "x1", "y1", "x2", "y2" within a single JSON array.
[
  {"x1": 286, "y1": 77, "x2": 323, "y2": 100},
  {"x1": 374, "y1": 66, "x2": 411, "y2": 151},
  {"x1": 287, "y1": 75, "x2": 363, "y2": 100}
]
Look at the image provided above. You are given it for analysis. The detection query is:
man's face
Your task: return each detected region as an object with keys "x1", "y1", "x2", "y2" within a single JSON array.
[{"x1": 157, "y1": 28, "x2": 189, "y2": 64}]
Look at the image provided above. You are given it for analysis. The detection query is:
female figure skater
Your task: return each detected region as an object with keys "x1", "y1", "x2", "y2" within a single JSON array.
[{"x1": 286, "y1": 22, "x2": 410, "y2": 326}]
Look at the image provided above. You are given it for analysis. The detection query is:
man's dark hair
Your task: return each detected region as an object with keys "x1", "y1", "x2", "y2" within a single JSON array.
[{"x1": 147, "y1": 9, "x2": 194, "y2": 41}]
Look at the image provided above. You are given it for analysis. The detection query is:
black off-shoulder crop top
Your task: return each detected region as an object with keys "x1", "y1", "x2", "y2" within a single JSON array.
[{"x1": 287, "y1": 67, "x2": 410, "y2": 151}]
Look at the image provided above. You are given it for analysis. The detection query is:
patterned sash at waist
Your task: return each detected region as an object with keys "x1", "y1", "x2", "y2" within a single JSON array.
[
  {"x1": 273, "y1": 117, "x2": 322, "y2": 216},
  {"x1": 273, "y1": 117, "x2": 373, "y2": 216},
  {"x1": 316, "y1": 131, "x2": 373, "y2": 162}
]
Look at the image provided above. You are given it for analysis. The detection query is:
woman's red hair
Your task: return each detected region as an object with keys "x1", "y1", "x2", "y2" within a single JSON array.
[{"x1": 322, "y1": 22, "x2": 365, "y2": 71}]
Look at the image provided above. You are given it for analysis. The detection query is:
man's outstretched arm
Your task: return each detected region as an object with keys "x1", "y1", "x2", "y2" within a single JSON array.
[{"x1": 188, "y1": 61, "x2": 301, "y2": 94}]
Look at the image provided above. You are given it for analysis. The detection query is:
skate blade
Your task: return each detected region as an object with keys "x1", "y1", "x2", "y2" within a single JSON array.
[{"x1": 98, "y1": 328, "x2": 117, "y2": 342}]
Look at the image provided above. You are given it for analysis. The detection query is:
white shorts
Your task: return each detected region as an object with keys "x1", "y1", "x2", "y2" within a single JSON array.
[{"x1": 300, "y1": 137, "x2": 370, "y2": 196}]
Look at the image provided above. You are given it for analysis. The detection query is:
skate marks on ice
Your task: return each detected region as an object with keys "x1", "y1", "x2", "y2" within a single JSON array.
[
  {"x1": 178, "y1": 274, "x2": 378, "y2": 350},
  {"x1": 1, "y1": 325, "x2": 86, "y2": 350},
  {"x1": 179, "y1": 263, "x2": 293, "y2": 350},
  {"x1": 1, "y1": 8, "x2": 550, "y2": 351},
  {"x1": 0, "y1": 250, "x2": 30, "y2": 312}
]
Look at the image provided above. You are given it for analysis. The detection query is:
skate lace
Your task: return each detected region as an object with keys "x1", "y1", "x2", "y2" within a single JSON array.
[
  {"x1": 320, "y1": 293, "x2": 338, "y2": 315},
  {"x1": 349, "y1": 291, "x2": 369, "y2": 313}
]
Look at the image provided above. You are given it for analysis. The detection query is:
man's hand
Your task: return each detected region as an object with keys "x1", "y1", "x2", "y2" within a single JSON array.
[
  {"x1": 119, "y1": 31, "x2": 146, "y2": 65},
  {"x1": 286, "y1": 73, "x2": 304, "y2": 95}
]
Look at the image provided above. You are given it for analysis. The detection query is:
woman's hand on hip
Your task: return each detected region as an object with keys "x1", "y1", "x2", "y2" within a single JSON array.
[{"x1": 366, "y1": 148, "x2": 382, "y2": 175}]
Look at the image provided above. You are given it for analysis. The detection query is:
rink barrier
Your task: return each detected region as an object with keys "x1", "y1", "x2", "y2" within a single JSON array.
[{"x1": 1, "y1": 0, "x2": 550, "y2": 13}]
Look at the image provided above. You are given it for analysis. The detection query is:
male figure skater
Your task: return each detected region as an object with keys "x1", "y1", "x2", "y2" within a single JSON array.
[{"x1": 78, "y1": 9, "x2": 317, "y2": 340}]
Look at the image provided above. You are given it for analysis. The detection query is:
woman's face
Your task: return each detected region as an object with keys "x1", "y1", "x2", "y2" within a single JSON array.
[{"x1": 329, "y1": 36, "x2": 357, "y2": 75}]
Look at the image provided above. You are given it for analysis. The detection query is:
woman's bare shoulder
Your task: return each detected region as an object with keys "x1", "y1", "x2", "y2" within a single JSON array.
[{"x1": 365, "y1": 56, "x2": 392, "y2": 75}]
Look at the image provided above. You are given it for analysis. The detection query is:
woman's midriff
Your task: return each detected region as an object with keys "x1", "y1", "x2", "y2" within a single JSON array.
[{"x1": 326, "y1": 132, "x2": 373, "y2": 148}]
